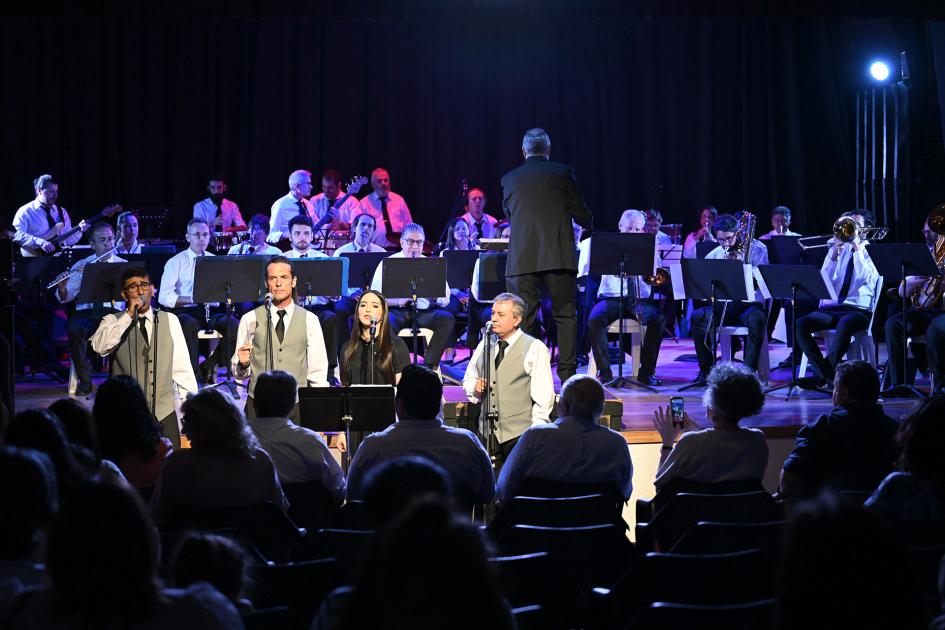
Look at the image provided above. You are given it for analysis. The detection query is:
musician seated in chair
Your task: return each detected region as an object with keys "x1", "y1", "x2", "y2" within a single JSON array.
[
  {"x1": 157, "y1": 217, "x2": 238, "y2": 386},
  {"x1": 227, "y1": 214, "x2": 281, "y2": 256},
  {"x1": 311, "y1": 168, "x2": 363, "y2": 230},
  {"x1": 795, "y1": 210, "x2": 880, "y2": 391},
  {"x1": 13, "y1": 173, "x2": 89, "y2": 256},
  {"x1": 688, "y1": 213, "x2": 769, "y2": 384},
  {"x1": 193, "y1": 175, "x2": 246, "y2": 232},
  {"x1": 55, "y1": 222, "x2": 126, "y2": 397},
  {"x1": 359, "y1": 168, "x2": 413, "y2": 248},
  {"x1": 584, "y1": 209, "x2": 666, "y2": 387}
]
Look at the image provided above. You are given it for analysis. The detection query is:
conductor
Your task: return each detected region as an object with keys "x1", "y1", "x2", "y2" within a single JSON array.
[{"x1": 501, "y1": 128, "x2": 592, "y2": 382}]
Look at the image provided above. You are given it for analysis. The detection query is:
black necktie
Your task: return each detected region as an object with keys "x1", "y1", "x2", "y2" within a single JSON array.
[
  {"x1": 380, "y1": 197, "x2": 392, "y2": 233},
  {"x1": 42, "y1": 205, "x2": 55, "y2": 229},
  {"x1": 139, "y1": 317, "x2": 149, "y2": 345},
  {"x1": 495, "y1": 339, "x2": 508, "y2": 370},
  {"x1": 297, "y1": 200, "x2": 307, "y2": 217},
  {"x1": 276, "y1": 309, "x2": 286, "y2": 343},
  {"x1": 837, "y1": 252, "x2": 856, "y2": 302},
  {"x1": 476, "y1": 219, "x2": 484, "y2": 238}
]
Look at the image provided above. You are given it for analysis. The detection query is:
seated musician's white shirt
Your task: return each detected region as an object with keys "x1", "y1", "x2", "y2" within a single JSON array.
[
  {"x1": 115, "y1": 240, "x2": 143, "y2": 255},
  {"x1": 759, "y1": 228, "x2": 801, "y2": 240},
  {"x1": 820, "y1": 243, "x2": 879, "y2": 310},
  {"x1": 654, "y1": 230, "x2": 672, "y2": 247},
  {"x1": 57, "y1": 252, "x2": 127, "y2": 310},
  {"x1": 462, "y1": 327, "x2": 554, "y2": 422},
  {"x1": 359, "y1": 192, "x2": 413, "y2": 247},
  {"x1": 158, "y1": 248, "x2": 214, "y2": 309},
  {"x1": 285, "y1": 248, "x2": 330, "y2": 306},
  {"x1": 334, "y1": 241, "x2": 387, "y2": 255},
  {"x1": 269, "y1": 193, "x2": 315, "y2": 242},
  {"x1": 90, "y1": 309, "x2": 198, "y2": 395},
  {"x1": 227, "y1": 242, "x2": 282, "y2": 256},
  {"x1": 193, "y1": 198, "x2": 245, "y2": 230},
  {"x1": 230, "y1": 300, "x2": 329, "y2": 386},
  {"x1": 705, "y1": 239, "x2": 769, "y2": 303},
  {"x1": 13, "y1": 200, "x2": 81, "y2": 254},
  {"x1": 370, "y1": 251, "x2": 451, "y2": 309}
]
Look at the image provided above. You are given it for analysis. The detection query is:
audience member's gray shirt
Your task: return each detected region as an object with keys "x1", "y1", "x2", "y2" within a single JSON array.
[{"x1": 250, "y1": 416, "x2": 345, "y2": 502}]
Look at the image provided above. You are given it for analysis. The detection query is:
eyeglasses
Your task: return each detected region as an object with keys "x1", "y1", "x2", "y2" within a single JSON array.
[
  {"x1": 123, "y1": 281, "x2": 151, "y2": 292},
  {"x1": 402, "y1": 238, "x2": 425, "y2": 247}
]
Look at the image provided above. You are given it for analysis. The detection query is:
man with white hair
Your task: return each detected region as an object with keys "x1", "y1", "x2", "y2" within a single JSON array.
[
  {"x1": 496, "y1": 374, "x2": 633, "y2": 502},
  {"x1": 359, "y1": 167, "x2": 413, "y2": 248},
  {"x1": 268, "y1": 169, "x2": 316, "y2": 243},
  {"x1": 463, "y1": 292, "x2": 554, "y2": 468},
  {"x1": 501, "y1": 128, "x2": 592, "y2": 383}
]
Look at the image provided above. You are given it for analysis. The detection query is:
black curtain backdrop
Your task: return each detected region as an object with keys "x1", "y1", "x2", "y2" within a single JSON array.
[{"x1": 1, "y1": 11, "x2": 942, "y2": 241}]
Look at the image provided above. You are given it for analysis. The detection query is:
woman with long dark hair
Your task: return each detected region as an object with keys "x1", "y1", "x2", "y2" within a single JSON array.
[
  {"x1": 341, "y1": 290, "x2": 410, "y2": 387},
  {"x1": 443, "y1": 217, "x2": 478, "y2": 251}
]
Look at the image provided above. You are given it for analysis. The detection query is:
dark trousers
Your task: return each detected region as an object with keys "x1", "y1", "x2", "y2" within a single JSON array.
[
  {"x1": 334, "y1": 296, "x2": 358, "y2": 356},
  {"x1": 160, "y1": 411, "x2": 181, "y2": 449},
  {"x1": 795, "y1": 305, "x2": 870, "y2": 380},
  {"x1": 885, "y1": 308, "x2": 945, "y2": 387},
  {"x1": 493, "y1": 436, "x2": 520, "y2": 476},
  {"x1": 304, "y1": 304, "x2": 338, "y2": 370},
  {"x1": 67, "y1": 308, "x2": 113, "y2": 388},
  {"x1": 690, "y1": 301, "x2": 766, "y2": 372},
  {"x1": 467, "y1": 300, "x2": 493, "y2": 350},
  {"x1": 388, "y1": 307, "x2": 456, "y2": 368},
  {"x1": 587, "y1": 298, "x2": 665, "y2": 379},
  {"x1": 507, "y1": 270, "x2": 578, "y2": 381},
  {"x1": 174, "y1": 307, "x2": 238, "y2": 383}
]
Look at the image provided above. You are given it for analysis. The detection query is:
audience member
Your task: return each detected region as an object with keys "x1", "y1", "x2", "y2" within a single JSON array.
[
  {"x1": 361, "y1": 455, "x2": 454, "y2": 526},
  {"x1": 149, "y1": 389, "x2": 287, "y2": 528},
  {"x1": 170, "y1": 532, "x2": 253, "y2": 613},
  {"x1": 496, "y1": 374, "x2": 632, "y2": 502},
  {"x1": 47, "y1": 398, "x2": 97, "y2": 455},
  {"x1": 653, "y1": 362, "x2": 767, "y2": 493},
  {"x1": 3, "y1": 481, "x2": 242, "y2": 629},
  {"x1": 249, "y1": 370, "x2": 345, "y2": 503},
  {"x1": 773, "y1": 496, "x2": 923, "y2": 630},
  {"x1": 866, "y1": 395, "x2": 945, "y2": 521},
  {"x1": 346, "y1": 365, "x2": 494, "y2": 505},
  {"x1": 93, "y1": 376, "x2": 173, "y2": 490},
  {"x1": 340, "y1": 497, "x2": 514, "y2": 630},
  {"x1": 780, "y1": 361, "x2": 899, "y2": 500},
  {"x1": 5, "y1": 409, "x2": 92, "y2": 501}
]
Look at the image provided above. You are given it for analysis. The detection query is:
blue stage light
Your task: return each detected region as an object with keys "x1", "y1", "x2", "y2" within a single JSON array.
[{"x1": 869, "y1": 61, "x2": 890, "y2": 82}]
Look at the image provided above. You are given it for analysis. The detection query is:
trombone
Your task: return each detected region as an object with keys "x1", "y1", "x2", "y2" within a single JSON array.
[{"x1": 797, "y1": 216, "x2": 888, "y2": 250}]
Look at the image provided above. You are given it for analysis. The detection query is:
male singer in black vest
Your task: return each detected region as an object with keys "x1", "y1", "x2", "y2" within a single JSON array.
[{"x1": 501, "y1": 128, "x2": 593, "y2": 382}]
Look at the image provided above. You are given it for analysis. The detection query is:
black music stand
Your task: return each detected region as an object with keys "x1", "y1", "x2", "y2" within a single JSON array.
[
  {"x1": 293, "y1": 257, "x2": 349, "y2": 304},
  {"x1": 475, "y1": 252, "x2": 508, "y2": 301},
  {"x1": 339, "y1": 252, "x2": 389, "y2": 293},
  {"x1": 763, "y1": 236, "x2": 802, "y2": 265},
  {"x1": 672, "y1": 258, "x2": 753, "y2": 390},
  {"x1": 194, "y1": 256, "x2": 267, "y2": 396},
  {"x1": 445, "y1": 250, "x2": 479, "y2": 290},
  {"x1": 868, "y1": 243, "x2": 940, "y2": 398},
  {"x1": 382, "y1": 257, "x2": 448, "y2": 365},
  {"x1": 696, "y1": 241, "x2": 719, "y2": 259},
  {"x1": 757, "y1": 265, "x2": 836, "y2": 400},
  {"x1": 298, "y1": 385, "x2": 396, "y2": 470},
  {"x1": 587, "y1": 232, "x2": 660, "y2": 392}
]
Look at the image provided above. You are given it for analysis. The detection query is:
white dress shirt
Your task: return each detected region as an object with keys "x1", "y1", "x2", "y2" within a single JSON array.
[
  {"x1": 56, "y1": 252, "x2": 127, "y2": 310},
  {"x1": 227, "y1": 242, "x2": 282, "y2": 256},
  {"x1": 654, "y1": 230, "x2": 673, "y2": 247},
  {"x1": 158, "y1": 248, "x2": 214, "y2": 308},
  {"x1": 249, "y1": 416, "x2": 345, "y2": 500},
  {"x1": 269, "y1": 193, "x2": 315, "y2": 242},
  {"x1": 285, "y1": 248, "x2": 331, "y2": 306},
  {"x1": 575, "y1": 237, "x2": 654, "y2": 300},
  {"x1": 370, "y1": 251, "x2": 450, "y2": 309},
  {"x1": 311, "y1": 193, "x2": 362, "y2": 227},
  {"x1": 193, "y1": 198, "x2": 245, "y2": 229},
  {"x1": 90, "y1": 309, "x2": 199, "y2": 395},
  {"x1": 359, "y1": 191, "x2": 413, "y2": 247},
  {"x1": 460, "y1": 212, "x2": 499, "y2": 239},
  {"x1": 705, "y1": 239, "x2": 769, "y2": 303},
  {"x1": 463, "y1": 327, "x2": 555, "y2": 423},
  {"x1": 115, "y1": 240, "x2": 143, "y2": 255},
  {"x1": 13, "y1": 200, "x2": 81, "y2": 255},
  {"x1": 820, "y1": 243, "x2": 879, "y2": 310},
  {"x1": 230, "y1": 300, "x2": 329, "y2": 387},
  {"x1": 334, "y1": 241, "x2": 387, "y2": 255},
  {"x1": 759, "y1": 228, "x2": 801, "y2": 240}
]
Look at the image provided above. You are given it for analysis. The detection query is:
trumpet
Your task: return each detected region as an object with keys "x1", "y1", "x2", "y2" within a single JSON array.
[{"x1": 797, "y1": 217, "x2": 888, "y2": 250}]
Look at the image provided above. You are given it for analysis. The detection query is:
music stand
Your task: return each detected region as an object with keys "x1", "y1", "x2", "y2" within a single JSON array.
[
  {"x1": 76, "y1": 262, "x2": 140, "y2": 305},
  {"x1": 382, "y1": 257, "x2": 448, "y2": 365},
  {"x1": 293, "y1": 257, "x2": 349, "y2": 302},
  {"x1": 696, "y1": 241, "x2": 719, "y2": 259},
  {"x1": 339, "y1": 252, "x2": 389, "y2": 294},
  {"x1": 298, "y1": 385, "x2": 396, "y2": 469},
  {"x1": 763, "y1": 236, "x2": 802, "y2": 265},
  {"x1": 445, "y1": 250, "x2": 479, "y2": 290},
  {"x1": 671, "y1": 258, "x2": 752, "y2": 390},
  {"x1": 194, "y1": 256, "x2": 267, "y2": 396},
  {"x1": 867, "y1": 243, "x2": 940, "y2": 398},
  {"x1": 475, "y1": 252, "x2": 507, "y2": 301},
  {"x1": 479, "y1": 238, "x2": 510, "y2": 252},
  {"x1": 587, "y1": 233, "x2": 660, "y2": 392},
  {"x1": 757, "y1": 265, "x2": 836, "y2": 400}
]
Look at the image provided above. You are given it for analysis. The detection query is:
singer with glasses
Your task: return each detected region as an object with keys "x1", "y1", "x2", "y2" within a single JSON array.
[
  {"x1": 91, "y1": 268, "x2": 197, "y2": 448},
  {"x1": 232, "y1": 256, "x2": 329, "y2": 421}
]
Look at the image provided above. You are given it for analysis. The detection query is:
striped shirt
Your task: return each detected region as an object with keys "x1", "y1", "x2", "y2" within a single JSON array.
[{"x1": 654, "y1": 427, "x2": 768, "y2": 492}]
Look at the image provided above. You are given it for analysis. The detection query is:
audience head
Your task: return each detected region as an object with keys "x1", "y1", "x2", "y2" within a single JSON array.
[
  {"x1": 702, "y1": 362, "x2": 765, "y2": 425},
  {"x1": 558, "y1": 374, "x2": 606, "y2": 422},
  {"x1": 288, "y1": 169, "x2": 313, "y2": 198},
  {"x1": 170, "y1": 532, "x2": 251, "y2": 606},
  {"x1": 490, "y1": 292, "x2": 525, "y2": 339},
  {"x1": 93, "y1": 375, "x2": 164, "y2": 463},
  {"x1": 185, "y1": 217, "x2": 211, "y2": 255},
  {"x1": 49, "y1": 397, "x2": 98, "y2": 455},
  {"x1": 833, "y1": 360, "x2": 880, "y2": 406},
  {"x1": 896, "y1": 395, "x2": 945, "y2": 488},
  {"x1": 182, "y1": 389, "x2": 259, "y2": 459},
  {"x1": 395, "y1": 365, "x2": 443, "y2": 421},
  {"x1": 0, "y1": 446, "x2": 58, "y2": 560},
  {"x1": 522, "y1": 128, "x2": 551, "y2": 158},
  {"x1": 774, "y1": 495, "x2": 922, "y2": 630},
  {"x1": 46, "y1": 481, "x2": 162, "y2": 619},
  {"x1": 252, "y1": 370, "x2": 297, "y2": 419},
  {"x1": 343, "y1": 496, "x2": 513, "y2": 630},
  {"x1": 362, "y1": 455, "x2": 454, "y2": 526},
  {"x1": 6, "y1": 408, "x2": 89, "y2": 499}
]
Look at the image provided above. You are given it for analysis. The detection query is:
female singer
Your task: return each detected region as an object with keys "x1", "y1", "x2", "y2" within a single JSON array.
[{"x1": 340, "y1": 289, "x2": 410, "y2": 386}]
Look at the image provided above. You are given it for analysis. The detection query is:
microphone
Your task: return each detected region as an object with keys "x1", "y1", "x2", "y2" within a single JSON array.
[
  {"x1": 485, "y1": 321, "x2": 493, "y2": 332},
  {"x1": 369, "y1": 315, "x2": 378, "y2": 339},
  {"x1": 264, "y1": 292, "x2": 274, "y2": 308}
]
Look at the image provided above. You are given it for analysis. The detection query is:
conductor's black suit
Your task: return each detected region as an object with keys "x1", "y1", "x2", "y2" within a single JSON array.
[{"x1": 501, "y1": 155, "x2": 593, "y2": 381}]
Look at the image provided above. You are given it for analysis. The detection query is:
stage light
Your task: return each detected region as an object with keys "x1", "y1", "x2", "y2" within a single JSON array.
[{"x1": 869, "y1": 61, "x2": 890, "y2": 82}]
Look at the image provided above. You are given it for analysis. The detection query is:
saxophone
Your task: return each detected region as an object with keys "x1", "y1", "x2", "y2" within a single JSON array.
[
  {"x1": 911, "y1": 205, "x2": 945, "y2": 311},
  {"x1": 727, "y1": 211, "x2": 757, "y2": 263}
]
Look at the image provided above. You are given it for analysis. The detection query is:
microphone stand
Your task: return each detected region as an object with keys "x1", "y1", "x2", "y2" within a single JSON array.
[
  {"x1": 369, "y1": 319, "x2": 377, "y2": 385},
  {"x1": 409, "y1": 278, "x2": 420, "y2": 364},
  {"x1": 265, "y1": 297, "x2": 274, "y2": 372},
  {"x1": 479, "y1": 323, "x2": 500, "y2": 464},
  {"x1": 151, "y1": 305, "x2": 160, "y2": 420},
  {"x1": 434, "y1": 179, "x2": 468, "y2": 255}
]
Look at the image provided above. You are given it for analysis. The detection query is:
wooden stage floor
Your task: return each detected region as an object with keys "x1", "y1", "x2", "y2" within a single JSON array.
[{"x1": 13, "y1": 338, "x2": 927, "y2": 445}]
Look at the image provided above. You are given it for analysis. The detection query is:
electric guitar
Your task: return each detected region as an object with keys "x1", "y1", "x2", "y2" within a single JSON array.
[
  {"x1": 313, "y1": 175, "x2": 368, "y2": 233},
  {"x1": 30, "y1": 204, "x2": 123, "y2": 256}
]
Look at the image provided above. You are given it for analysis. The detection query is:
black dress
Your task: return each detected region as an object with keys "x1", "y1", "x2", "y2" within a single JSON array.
[{"x1": 344, "y1": 335, "x2": 411, "y2": 385}]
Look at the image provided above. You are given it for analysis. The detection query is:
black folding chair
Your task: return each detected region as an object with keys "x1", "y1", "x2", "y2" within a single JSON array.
[
  {"x1": 281, "y1": 480, "x2": 342, "y2": 533},
  {"x1": 636, "y1": 478, "x2": 765, "y2": 523},
  {"x1": 251, "y1": 558, "x2": 347, "y2": 625},
  {"x1": 670, "y1": 520, "x2": 786, "y2": 558},
  {"x1": 301, "y1": 528, "x2": 374, "y2": 580},
  {"x1": 490, "y1": 552, "x2": 584, "y2": 626},
  {"x1": 489, "y1": 494, "x2": 626, "y2": 539},
  {"x1": 626, "y1": 599, "x2": 776, "y2": 630},
  {"x1": 328, "y1": 500, "x2": 373, "y2": 530}
]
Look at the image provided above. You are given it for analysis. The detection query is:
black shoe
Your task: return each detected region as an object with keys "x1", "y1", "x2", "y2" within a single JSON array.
[
  {"x1": 797, "y1": 376, "x2": 827, "y2": 391},
  {"x1": 327, "y1": 374, "x2": 341, "y2": 387},
  {"x1": 777, "y1": 353, "x2": 795, "y2": 370},
  {"x1": 199, "y1": 362, "x2": 217, "y2": 385},
  {"x1": 74, "y1": 382, "x2": 93, "y2": 397},
  {"x1": 598, "y1": 372, "x2": 614, "y2": 383},
  {"x1": 690, "y1": 370, "x2": 709, "y2": 384},
  {"x1": 637, "y1": 372, "x2": 663, "y2": 387}
]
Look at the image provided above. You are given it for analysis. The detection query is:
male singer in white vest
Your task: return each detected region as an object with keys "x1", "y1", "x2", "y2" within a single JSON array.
[
  {"x1": 463, "y1": 292, "x2": 554, "y2": 467},
  {"x1": 90, "y1": 267, "x2": 198, "y2": 448},
  {"x1": 232, "y1": 256, "x2": 329, "y2": 421}
]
